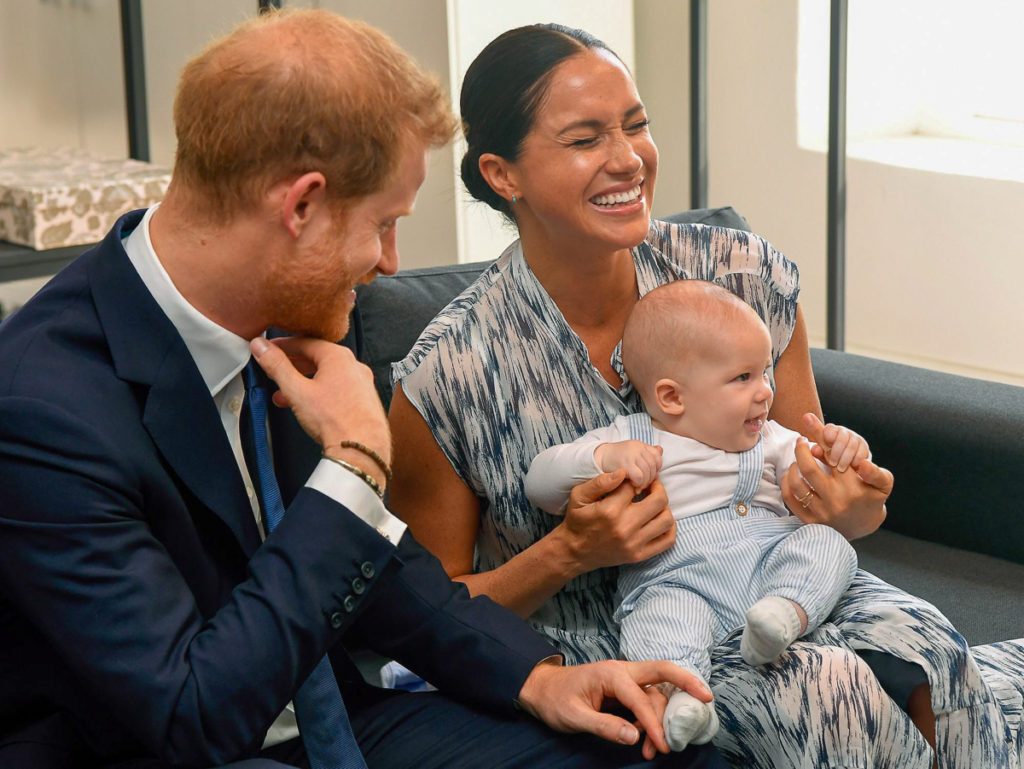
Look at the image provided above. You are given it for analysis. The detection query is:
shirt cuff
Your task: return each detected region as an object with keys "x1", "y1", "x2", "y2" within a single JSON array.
[{"x1": 306, "y1": 459, "x2": 408, "y2": 544}]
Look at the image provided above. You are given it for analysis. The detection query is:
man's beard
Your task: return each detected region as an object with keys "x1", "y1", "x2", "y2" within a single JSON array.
[{"x1": 263, "y1": 253, "x2": 360, "y2": 342}]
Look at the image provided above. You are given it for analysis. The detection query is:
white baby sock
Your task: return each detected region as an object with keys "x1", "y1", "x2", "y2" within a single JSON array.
[
  {"x1": 741, "y1": 595, "x2": 804, "y2": 666},
  {"x1": 663, "y1": 689, "x2": 720, "y2": 752}
]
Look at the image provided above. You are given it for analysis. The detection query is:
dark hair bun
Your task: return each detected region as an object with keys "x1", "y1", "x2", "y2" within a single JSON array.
[{"x1": 458, "y1": 24, "x2": 611, "y2": 222}]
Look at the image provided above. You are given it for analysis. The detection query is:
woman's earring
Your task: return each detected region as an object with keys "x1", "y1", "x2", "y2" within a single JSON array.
[{"x1": 511, "y1": 195, "x2": 517, "y2": 204}]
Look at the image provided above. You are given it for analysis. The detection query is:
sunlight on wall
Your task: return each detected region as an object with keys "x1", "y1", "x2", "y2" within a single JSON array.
[{"x1": 797, "y1": 0, "x2": 1024, "y2": 182}]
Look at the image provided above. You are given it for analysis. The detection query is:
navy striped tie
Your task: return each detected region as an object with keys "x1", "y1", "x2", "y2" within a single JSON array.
[{"x1": 244, "y1": 359, "x2": 368, "y2": 769}]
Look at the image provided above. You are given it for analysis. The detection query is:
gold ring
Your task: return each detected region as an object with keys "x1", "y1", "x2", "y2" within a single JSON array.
[{"x1": 796, "y1": 489, "x2": 814, "y2": 504}]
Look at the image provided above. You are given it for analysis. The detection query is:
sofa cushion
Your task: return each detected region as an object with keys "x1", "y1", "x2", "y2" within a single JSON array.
[
  {"x1": 853, "y1": 528, "x2": 1024, "y2": 646},
  {"x1": 810, "y1": 347, "x2": 1024, "y2": 567}
]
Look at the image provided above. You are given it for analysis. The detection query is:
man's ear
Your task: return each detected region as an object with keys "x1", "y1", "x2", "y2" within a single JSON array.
[
  {"x1": 280, "y1": 172, "x2": 328, "y2": 238},
  {"x1": 654, "y1": 378, "x2": 685, "y2": 416},
  {"x1": 478, "y1": 153, "x2": 519, "y2": 204}
]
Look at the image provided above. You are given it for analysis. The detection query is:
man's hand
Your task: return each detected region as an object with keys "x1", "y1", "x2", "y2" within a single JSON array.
[
  {"x1": 515, "y1": 659, "x2": 713, "y2": 756},
  {"x1": 594, "y1": 440, "x2": 663, "y2": 491},
  {"x1": 250, "y1": 337, "x2": 391, "y2": 484}
]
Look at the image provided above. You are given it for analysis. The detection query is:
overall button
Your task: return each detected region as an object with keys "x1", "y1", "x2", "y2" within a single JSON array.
[
  {"x1": 351, "y1": 577, "x2": 366, "y2": 595},
  {"x1": 734, "y1": 502, "x2": 748, "y2": 516},
  {"x1": 361, "y1": 561, "x2": 375, "y2": 579},
  {"x1": 343, "y1": 595, "x2": 357, "y2": 612},
  {"x1": 329, "y1": 611, "x2": 344, "y2": 629}
]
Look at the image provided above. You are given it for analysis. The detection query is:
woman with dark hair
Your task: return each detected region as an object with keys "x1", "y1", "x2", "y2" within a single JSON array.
[{"x1": 389, "y1": 23, "x2": 1018, "y2": 768}]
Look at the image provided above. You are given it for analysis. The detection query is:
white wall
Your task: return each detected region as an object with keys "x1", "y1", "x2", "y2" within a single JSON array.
[
  {"x1": 0, "y1": 1, "x2": 126, "y2": 156},
  {"x1": 636, "y1": 0, "x2": 1024, "y2": 386},
  {"x1": 3, "y1": 0, "x2": 1022, "y2": 386},
  {"x1": 633, "y1": 1, "x2": 691, "y2": 220}
]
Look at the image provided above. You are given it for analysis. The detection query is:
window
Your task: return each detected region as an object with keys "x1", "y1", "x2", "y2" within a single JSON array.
[{"x1": 798, "y1": 0, "x2": 1024, "y2": 182}]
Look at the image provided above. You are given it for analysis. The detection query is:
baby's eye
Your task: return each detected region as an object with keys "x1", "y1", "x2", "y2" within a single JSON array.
[{"x1": 735, "y1": 373, "x2": 751, "y2": 382}]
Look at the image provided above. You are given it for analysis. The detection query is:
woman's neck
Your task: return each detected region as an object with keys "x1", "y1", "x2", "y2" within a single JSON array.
[
  {"x1": 520, "y1": 231, "x2": 638, "y2": 332},
  {"x1": 519, "y1": 228, "x2": 640, "y2": 388}
]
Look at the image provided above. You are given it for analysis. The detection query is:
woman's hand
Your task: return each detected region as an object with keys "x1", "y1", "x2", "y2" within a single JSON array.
[
  {"x1": 781, "y1": 414, "x2": 893, "y2": 540},
  {"x1": 556, "y1": 472, "x2": 676, "y2": 573}
]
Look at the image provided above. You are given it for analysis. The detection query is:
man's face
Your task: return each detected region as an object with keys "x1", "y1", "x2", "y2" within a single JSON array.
[{"x1": 268, "y1": 138, "x2": 429, "y2": 340}]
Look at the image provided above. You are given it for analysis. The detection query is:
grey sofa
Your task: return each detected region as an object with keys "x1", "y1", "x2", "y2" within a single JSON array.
[{"x1": 351, "y1": 206, "x2": 1024, "y2": 648}]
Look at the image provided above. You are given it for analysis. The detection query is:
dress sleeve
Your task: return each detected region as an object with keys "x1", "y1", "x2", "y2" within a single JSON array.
[
  {"x1": 393, "y1": 334, "x2": 486, "y2": 495},
  {"x1": 707, "y1": 226, "x2": 800, "y2": 367},
  {"x1": 647, "y1": 221, "x2": 801, "y2": 367}
]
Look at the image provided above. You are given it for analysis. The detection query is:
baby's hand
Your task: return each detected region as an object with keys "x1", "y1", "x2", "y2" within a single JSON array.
[
  {"x1": 594, "y1": 440, "x2": 663, "y2": 491},
  {"x1": 805, "y1": 414, "x2": 871, "y2": 472}
]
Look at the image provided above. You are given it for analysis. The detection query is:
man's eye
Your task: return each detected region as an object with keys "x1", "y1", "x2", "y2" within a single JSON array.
[
  {"x1": 627, "y1": 119, "x2": 650, "y2": 132},
  {"x1": 570, "y1": 136, "x2": 598, "y2": 147}
]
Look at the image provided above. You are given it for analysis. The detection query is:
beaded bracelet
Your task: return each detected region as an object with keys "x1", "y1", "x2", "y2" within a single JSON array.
[
  {"x1": 333, "y1": 440, "x2": 393, "y2": 483},
  {"x1": 321, "y1": 453, "x2": 385, "y2": 499}
]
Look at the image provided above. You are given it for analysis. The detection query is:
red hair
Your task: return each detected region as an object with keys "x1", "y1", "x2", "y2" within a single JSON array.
[{"x1": 171, "y1": 8, "x2": 456, "y2": 218}]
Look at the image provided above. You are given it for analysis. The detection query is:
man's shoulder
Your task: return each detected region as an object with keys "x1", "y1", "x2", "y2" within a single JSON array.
[
  {"x1": 0, "y1": 258, "x2": 100, "y2": 394},
  {"x1": 0, "y1": 237, "x2": 161, "y2": 416}
]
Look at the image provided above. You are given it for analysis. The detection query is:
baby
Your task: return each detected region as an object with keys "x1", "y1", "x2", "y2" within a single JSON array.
[{"x1": 525, "y1": 280, "x2": 868, "y2": 752}]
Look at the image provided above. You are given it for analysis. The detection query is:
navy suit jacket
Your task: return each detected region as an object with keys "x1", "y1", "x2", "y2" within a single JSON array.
[{"x1": 0, "y1": 211, "x2": 555, "y2": 767}]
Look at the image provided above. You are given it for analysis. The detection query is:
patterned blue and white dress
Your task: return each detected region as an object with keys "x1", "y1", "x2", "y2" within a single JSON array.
[{"x1": 394, "y1": 220, "x2": 1024, "y2": 768}]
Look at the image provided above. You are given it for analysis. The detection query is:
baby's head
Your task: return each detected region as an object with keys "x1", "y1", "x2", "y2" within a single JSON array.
[{"x1": 622, "y1": 280, "x2": 774, "y2": 452}]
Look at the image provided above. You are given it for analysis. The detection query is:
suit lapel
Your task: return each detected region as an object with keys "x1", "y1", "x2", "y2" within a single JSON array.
[{"x1": 88, "y1": 212, "x2": 262, "y2": 557}]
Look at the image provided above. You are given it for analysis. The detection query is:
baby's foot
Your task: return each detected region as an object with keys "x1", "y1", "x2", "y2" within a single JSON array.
[
  {"x1": 663, "y1": 689, "x2": 719, "y2": 751},
  {"x1": 741, "y1": 596, "x2": 803, "y2": 665}
]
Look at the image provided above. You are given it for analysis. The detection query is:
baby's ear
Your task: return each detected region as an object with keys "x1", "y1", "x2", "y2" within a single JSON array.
[{"x1": 654, "y1": 378, "x2": 685, "y2": 415}]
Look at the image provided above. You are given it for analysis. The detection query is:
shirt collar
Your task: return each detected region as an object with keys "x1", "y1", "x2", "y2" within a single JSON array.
[{"x1": 123, "y1": 204, "x2": 252, "y2": 397}]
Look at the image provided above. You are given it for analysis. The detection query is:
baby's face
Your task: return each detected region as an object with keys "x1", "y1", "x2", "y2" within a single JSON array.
[{"x1": 675, "y1": 321, "x2": 774, "y2": 452}]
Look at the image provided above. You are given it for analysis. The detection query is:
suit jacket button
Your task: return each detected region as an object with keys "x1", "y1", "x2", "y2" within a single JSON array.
[
  {"x1": 360, "y1": 561, "x2": 375, "y2": 579},
  {"x1": 329, "y1": 611, "x2": 344, "y2": 629},
  {"x1": 351, "y1": 577, "x2": 366, "y2": 595},
  {"x1": 343, "y1": 595, "x2": 357, "y2": 612}
]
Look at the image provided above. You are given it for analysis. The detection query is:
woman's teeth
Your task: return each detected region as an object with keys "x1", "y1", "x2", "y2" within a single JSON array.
[{"x1": 591, "y1": 185, "x2": 641, "y2": 206}]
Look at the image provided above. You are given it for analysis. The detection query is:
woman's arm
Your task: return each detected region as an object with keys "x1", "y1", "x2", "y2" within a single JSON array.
[
  {"x1": 769, "y1": 305, "x2": 823, "y2": 429},
  {"x1": 388, "y1": 383, "x2": 675, "y2": 618},
  {"x1": 769, "y1": 305, "x2": 892, "y2": 540}
]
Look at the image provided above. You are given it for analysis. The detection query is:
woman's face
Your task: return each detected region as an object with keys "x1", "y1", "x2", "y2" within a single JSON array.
[{"x1": 510, "y1": 48, "x2": 658, "y2": 255}]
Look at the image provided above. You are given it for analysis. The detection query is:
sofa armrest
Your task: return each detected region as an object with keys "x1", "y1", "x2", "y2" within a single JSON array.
[{"x1": 811, "y1": 347, "x2": 1024, "y2": 565}]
